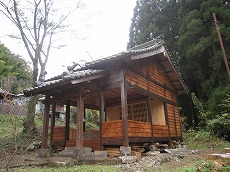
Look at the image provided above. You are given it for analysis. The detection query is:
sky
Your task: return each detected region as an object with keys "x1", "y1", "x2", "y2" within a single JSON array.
[{"x1": 0, "y1": 0, "x2": 136, "y2": 79}]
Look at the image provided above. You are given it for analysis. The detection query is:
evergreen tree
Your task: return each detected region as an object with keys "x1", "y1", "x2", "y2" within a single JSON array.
[
  {"x1": 128, "y1": 0, "x2": 180, "y2": 60},
  {"x1": 178, "y1": 0, "x2": 230, "y2": 100},
  {"x1": 0, "y1": 43, "x2": 31, "y2": 94}
]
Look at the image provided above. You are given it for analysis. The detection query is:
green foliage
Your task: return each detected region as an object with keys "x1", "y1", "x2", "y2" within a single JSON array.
[
  {"x1": 175, "y1": 160, "x2": 214, "y2": 172},
  {"x1": 0, "y1": 114, "x2": 42, "y2": 148},
  {"x1": 0, "y1": 43, "x2": 31, "y2": 94},
  {"x1": 191, "y1": 88, "x2": 230, "y2": 141},
  {"x1": 128, "y1": 0, "x2": 180, "y2": 60},
  {"x1": 176, "y1": 160, "x2": 230, "y2": 172},
  {"x1": 207, "y1": 115, "x2": 230, "y2": 141},
  {"x1": 183, "y1": 129, "x2": 230, "y2": 151},
  {"x1": 70, "y1": 108, "x2": 99, "y2": 130},
  {"x1": 85, "y1": 109, "x2": 99, "y2": 130},
  {"x1": 0, "y1": 115, "x2": 24, "y2": 142},
  {"x1": 206, "y1": 85, "x2": 230, "y2": 141},
  {"x1": 178, "y1": 0, "x2": 230, "y2": 99}
]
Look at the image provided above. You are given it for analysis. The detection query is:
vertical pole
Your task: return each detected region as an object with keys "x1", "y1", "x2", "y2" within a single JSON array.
[
  {"x1": 76, "y1": 89, "x2": 84, "y2": 149},
  {"x1": 163, "y1": 82, "x2": 172, "y2": 148},
  {"x1": 120, "y1": 67, "x2": 129, "y2": 147},
  {"x1": 147, "y1": 96, "x2": 154, "y2": 144},
  {"x1": 164, "y1": 102, "x2": 172, "y2": 148},
  {"x1": 189, "y1": 94, "x2": 195, "y2": 129},
  {"x1": 172, "y1": 105, "x2": 178, "y2": 142},
  {"x1": 83, "y1": 108, "x2": 86, "y2": 132},
  {"x1": 65, "y1": 100, "x2": 70, "y2": 144},
  {"x1": 177, "y1": 106, "x2": 183, "y2": 142},
  {"x1": 213, "y1": 13, "x2": 230, "y2": 80},
  {"x1": 42, "y1": 95, "x2": 50, "y2": 149},
  {"x1": 99, "y1": 91, "x2": 105, "y2": 150},
  {"x1": 50, "y1": 103, "x2": 56, "y2": 147}
]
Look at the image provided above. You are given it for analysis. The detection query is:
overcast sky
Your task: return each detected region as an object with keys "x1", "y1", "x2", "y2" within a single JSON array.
[{"x1": 0, "y1": 0, "x2": 136, "y2": 78}]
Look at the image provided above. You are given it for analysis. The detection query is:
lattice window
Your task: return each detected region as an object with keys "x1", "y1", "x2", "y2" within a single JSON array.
[
  {"x1": 132, "y1": 102, "x2": 147, "y2": 122},
  {"x1": 119, "y1": 102, "x2": 147, "y2": 122}
]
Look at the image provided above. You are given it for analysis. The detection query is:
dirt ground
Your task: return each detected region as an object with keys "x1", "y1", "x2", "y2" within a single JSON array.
[{"x1": 0, "y1": 148, "x2": 229, "y2": 172}]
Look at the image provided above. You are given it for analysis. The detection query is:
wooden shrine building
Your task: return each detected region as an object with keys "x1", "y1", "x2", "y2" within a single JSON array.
[{"x1": 24, "y1": 39, "x2": 188, "y2": 151}]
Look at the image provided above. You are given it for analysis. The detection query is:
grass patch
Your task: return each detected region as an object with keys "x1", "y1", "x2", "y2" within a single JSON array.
[
  {"x1": 0, "y1": 114, "x2": 43, "y2": 147},
  {"x1": 13, "y1": 165, "x2": 118, "y2": 172},
  {"x1": 183, "y1": 129, "x2": 230, "y2": 151},
  {"x1": 175, "y1": 160, "x2": 214, "y2": 172},
  {"x1": 175, "y1": 160, "x2": 230, "y2": 172},
  {"x1": 0, "y1": 115, "x2": 25, "y2": 140}
]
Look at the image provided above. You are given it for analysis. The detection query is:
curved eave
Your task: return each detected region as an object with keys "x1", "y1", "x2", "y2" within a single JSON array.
[{"x1": 160, "y1": 46, "x2": 189, "y2": 95}]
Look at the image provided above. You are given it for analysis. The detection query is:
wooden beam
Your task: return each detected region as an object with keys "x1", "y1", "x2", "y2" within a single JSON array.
[
  {"x1": 120, "y1": 67, "x2": 129, "y2": 147},
  {"x1": 71, "y1": 73, "x2": 107, "y2": 85},
  {"x1": 76, "y1": 89, "x2": 84, "y2": 149},
  {"x1": 172, "y1": 81, "x2": 181, "y2": 85},
  {"x1": 50, "y1": 103, "x2": 56, "y2": 146},
  {"x1": 126, "y1": 81, "x2": 178, "y2": 106},
  {"x1": 102, "y1": 136, "x2": 182, "y2": 145},
  {"x1": 99, "y1": 91, "x2": 105, "y2": 150},
  {"x1": 128, "y1": 67, "x2": 176, "y2": 94},
  {"x1": 42, "y1": 95, "x2": 50, "y2": 149},
  {"x1": 65, "y1": 100, "x2": 70, "y2": 143}
]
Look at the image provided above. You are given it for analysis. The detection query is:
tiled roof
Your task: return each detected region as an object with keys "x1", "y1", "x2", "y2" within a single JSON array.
[
  {"x1": 24, "y1": 38, "x2": 189, "y2": 95},
  {"x1": 81, "y1": 39, "x2": 164, "y2": 69},
  {"x1": 24, "y1": 69, "x2": 104, "y2": 93}
]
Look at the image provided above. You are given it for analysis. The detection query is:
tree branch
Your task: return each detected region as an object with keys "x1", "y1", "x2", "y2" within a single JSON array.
[{"x1": 12, "y1": 0, "x2": 35, "y2": 61}]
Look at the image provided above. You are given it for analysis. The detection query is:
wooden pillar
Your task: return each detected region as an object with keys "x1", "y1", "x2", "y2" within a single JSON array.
[
  {"x1": 99, "y1": 91, "x2": 105, "y2": 150},
  {"x1": 65, "y1": 100, "x2": 70, "y2": 144},
  {"x1": 164, "y1": 102, "x2": 172, "y2": 148},
  {"x1": 120, "y1": 68, "x2": 129, "y2": 147},
  {"x1": 83, "y1": 108, "x2": 86, "y2": 132},
  {"x1": 76, "y1": 89, "x2": 84, "y2": 149},
  {"x1": 177, "y1": 106, "x2": 183, "y2": 142},
  {"x1": 172, "y1": 105, "x2": 178, "y2": 141},
  {"x1": 50, "y1": 103, "x2": 56, "y2": 147},
  {"x1": 42, "y1": 95, "x2": 50, "y2": 149},
  {"x1": 147, "y1": 96, "x2": 154, "y2": 144}
]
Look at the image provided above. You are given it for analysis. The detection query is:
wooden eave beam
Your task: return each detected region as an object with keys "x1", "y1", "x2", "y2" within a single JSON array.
[
  {"x1": 160, "y1": 60, "x2": 170, "y2": 66},
  {"x1": 24, "y1": 74, "x2": 105, "y2": 97},
  {"x1": 172, "y1": 81, "x2": 181, "y2": 85},
  {"x1": 71, "y1": 73, "x2": 107, "y2": 85},
  {"x1": 177, "y1": 90, "x2": 186, "y2": 95}
]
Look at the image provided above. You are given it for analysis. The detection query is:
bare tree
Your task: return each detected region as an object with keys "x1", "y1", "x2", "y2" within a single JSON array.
[
  {"x1": 0, "y1": 0, "x2": 83, "y2": 135},
  {"x1": 0, "y1": 77, "x2": 26, "y2": 172}
]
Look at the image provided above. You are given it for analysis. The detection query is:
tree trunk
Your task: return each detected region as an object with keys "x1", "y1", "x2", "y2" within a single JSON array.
[
  {"x1": 23, "y1": 96, "x2": 37, "y2": 138},
  {"x1": 23, "y1": 60, "x2": 39, "y2": 137},
  {"x1": 23, "y1": 96, "x2": 38, "y2": 137}
]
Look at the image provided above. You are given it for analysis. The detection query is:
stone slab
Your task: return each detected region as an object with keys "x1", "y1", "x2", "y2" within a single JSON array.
[
  {"x1": 93, "y1": 151, "x2": 108, "y2": 158},
  {"x1": 119, "y1": 156, "x2": 137, "y2": 164},
  {"x1": 73, "y1": 147, "x2": 93, "y2": 160},
  {"x1": 223, "y1": 148, "x2": 230, "y2": 153},
  {"x1": 120, "y1": 146, "x2": 131, "y2": 156},
  {"x1": 38, "y1": 149, "x2": 50, "y2": 158}
]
